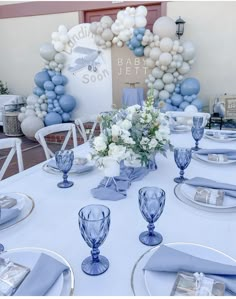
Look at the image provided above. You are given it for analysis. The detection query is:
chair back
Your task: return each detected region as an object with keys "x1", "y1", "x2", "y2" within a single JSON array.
[
  {"x1": 0, "y1": 137, "x2": 24, "y2": 180},
  {"x1": 35, "y1": 123, "x2": 77, "y2": 160},
  {"x1": 75, "y1": 115, "x2": 99, "y2": 143}
]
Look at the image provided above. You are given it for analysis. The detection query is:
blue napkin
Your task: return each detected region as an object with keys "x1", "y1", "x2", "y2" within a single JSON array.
[
  {"x1": 144, "y1": 245, "x2": 236, "y2": 294},
  {"x1": 47, "y1": 159, "x2": 93, "y2": 173},
  {"x1": 14, "y1": 253, "x2": 68, "y2": 296},
  {"x1": 197, "y1": 149, "x2": 236, "y2": 160},
  {"x1": 185, "y1": 177, "x2": 236, "y2": 198},
  {"x1": 91, "y1": 161, "x2": 150, "y2": 201},
  {"x1": 0, "y1": 208, "x2": 20, "y2": 225}
]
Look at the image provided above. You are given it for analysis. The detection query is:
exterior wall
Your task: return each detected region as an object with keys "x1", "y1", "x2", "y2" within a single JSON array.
[
  {"x1": 0, "y1": 12, "x2": 78, "y2": 96},
  {"x1": 167, "y1": 1, "x2": 236, "y2": 109}
]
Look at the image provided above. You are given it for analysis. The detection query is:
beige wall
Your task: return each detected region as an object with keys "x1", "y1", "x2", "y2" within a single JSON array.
[
  {"x1": 0, "y1": 12, "x2": 78, "y2": 96},
  {"x1": 167, "y1": 1, "x2": 236, "y2": 109}
]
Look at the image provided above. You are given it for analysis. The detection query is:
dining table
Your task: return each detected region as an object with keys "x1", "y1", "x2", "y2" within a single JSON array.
[{"x1": 0, "y1": 128, "x2": 235, "y2": 296}]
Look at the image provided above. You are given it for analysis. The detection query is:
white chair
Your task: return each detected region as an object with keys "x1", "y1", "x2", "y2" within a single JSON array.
[
  {"x1": 35, "y1": 123, "x2": 78, "y2": 160},
  {"x1": 0, "y1": 138, "x2": 24, "y2": 180},
  {"x1": 75, "y1": 115, "x2": 99, "y2": 143},
  {"x1": 166, "y1": 111, "x2": 211, "y2": 126}
]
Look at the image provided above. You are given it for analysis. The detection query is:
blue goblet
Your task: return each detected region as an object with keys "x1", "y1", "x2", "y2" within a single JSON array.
[
  {"x1": 191, "y1": 126, "x2": 204, "y2": 151},
  {"x1": 138, "y1": 187, "x2": 165, "y2": 246},
  {"x1": 78, "y1": 204, "x2": 110, "y2": 276},
  {"x1": 55, "y1": 150, "x2": 74, "y2": 188},
  {"x1": 174, "y1": 147, "x2": 192, "y2": 183},
  {"x1": 193, "y1": 116, "x2": 204, "y2": 128},
  {"x1": 0, "y1": 208, "x2": 4, "y2": 252}
]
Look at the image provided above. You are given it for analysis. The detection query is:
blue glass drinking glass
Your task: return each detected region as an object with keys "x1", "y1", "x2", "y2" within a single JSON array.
[
  {"x1": 55, "y1": 150, "x2": 74, "y2": 188},
  {"x1": 0, "y1": 208, "x2": 4, "y2": 252},
  {"x1": 138, "y1": 187, "x2": 165, "y2": 246},
  {"x1": 193, "y1": 116, "x2": 204, "y2": 128},
  {"x1": 174, "y1": 147, "x2": 192, "y2": 183},
  {"x1": 191, "y1": 126, "x2": 204, "y2": 151},
  {"x1": 78, "y1": 204, "x2": 110, "y2": 276}
]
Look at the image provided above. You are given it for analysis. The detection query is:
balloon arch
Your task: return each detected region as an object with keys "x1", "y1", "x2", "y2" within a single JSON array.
[{"x1": 18, "y1": 5, "x2": 203, "y2": 138}]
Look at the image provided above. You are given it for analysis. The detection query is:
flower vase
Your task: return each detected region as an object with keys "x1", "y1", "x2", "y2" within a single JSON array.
[
  {"x1": 146, "y1": 152, "x2": 157, "y2": 171},
  {"x1": 102, "y1": 157, "x2": 120, "y2": 191}
]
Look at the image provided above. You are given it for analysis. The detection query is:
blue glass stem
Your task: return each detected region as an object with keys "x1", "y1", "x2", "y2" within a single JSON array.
[
  {"x1": 180, "y1": 169, "x2": 184, "y2": 180},
  {"x1": 195, "y1": 140, "x2": 199, "y2": 149},
  {"x1": 91, "y1": 247, "x2": 100, "y2": 262},
  {"x1": 63, "y1": 172, "x2": 69, "y2": 184},
  {"x1": 148, "y1": 222, "x2": 155, "y2": 236}
]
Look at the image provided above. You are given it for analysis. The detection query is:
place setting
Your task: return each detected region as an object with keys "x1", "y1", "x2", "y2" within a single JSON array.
[
  {"x1": 205, "y1": 130, "x2": 236, "y2": 142},
  {"x1": 0, "y1": 192, "x2": 35, "y2": 231}
]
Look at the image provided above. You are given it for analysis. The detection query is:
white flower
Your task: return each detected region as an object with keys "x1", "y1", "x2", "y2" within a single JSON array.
[
  {"x1": 126, "y1": 104, "x2": 141, "y2": 115},
  {"x1": 119, "y1": 119, "x2": 132, "y2": 130},
  {"x1": 111, "y1": 124, "x2": 121, "y2": 137},
  {"x1": 159, "y1": 125, "x2": 170, "y2": 137},
  {"x1": 94, "y1": 135, "x2": 107, "y2": 152},
  {"x1": 108, "y1": 143, "x2": 127, "y2": 161},
  {"x1": 149, "y1": 138, "x2": 158, "y2": 149},
  {"x1": 155, "y1": 131, "x2": 163, "y2": 141},
  {"x1": 122, "y1": 134, "x2": 135, "y2": 145}
]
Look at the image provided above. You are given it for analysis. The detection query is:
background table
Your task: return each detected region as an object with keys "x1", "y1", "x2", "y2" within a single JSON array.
[{"x1": 0, "y1": 130, "x2": 235, "y2": 295}]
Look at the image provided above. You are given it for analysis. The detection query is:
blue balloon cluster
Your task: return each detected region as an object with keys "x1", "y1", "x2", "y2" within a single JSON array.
[
  {"x1": 161, "y1": 78, "x2": 203, "y2": 112},
  {"x1": 126, "y1": 27, "x2": 145, "y2": 57},
  {"x1": 34, "y1": 70, "x2": 76, "y2": 126}
]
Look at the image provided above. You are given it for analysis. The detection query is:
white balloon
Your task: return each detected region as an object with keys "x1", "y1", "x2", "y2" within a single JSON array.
[
  {"x1": 166, "y1": 67, "x2": 176, "y2": 73},
  {"x1": 149, "y1": 42, "x2": 155, "y2": 48},
  {"x1": 25, "y1": 109, "x2": 36, "y2": 116},
  {"x1": 162, "y1": 73, "x2": 174, "y2": 84},
  {"x1": 159, "y1": 90, "x2": 170, "y2": 100},
  {"x1": 148, "y1": 75, "x2": 156, "y2": 83},
  {"x1": 136, "y1": 5, "x2": 147, "y2": 16},
  {"x1": 54, "y1": 41, "x2": 64, "y2": 52},
  {"x1": 111, "y1": 23, "x2": 120, "y2": 35},
  {"x1": 173, "y1": 71, "x2": 179, "y2": 78},
  {"x1": 182, "y1": 41, "x2": 195, "y2": 61},
  {"x1": 154, "y1": 40, "x2": 160, "y2": 47},
  {"x1": 105, "y1": 41, "x2": 112, "y2": 47},
  {"x1": 27, "y1": 94, "x2": 38, "y2": 105},
  {"x1": 41, "y1": 103, "x2": 47, "y2": 111},
  {"x1": 90, "y1": 22, "x2": 98, "y2": 34},
  {"x1": 18, "y1": 112, "x2": 26, "y2": 122},
  {"x1": 59, "y1": 34, "x2": 69, "y2": 44},
  {"x1": 149, "y1": 47, "x2": 161, "y2": 60},
  {"x1": 177, "y1": 75, "x2": 184, "y2": 81},
  {"x1": 178, "y1": 61, "x2": 190, "y2": 74},
  {"x1": 101, "y1": 16, "x2": 113, "y2": 27},
  {"x1": 153, "y1": 89, "x2": 159, "y2": 98},
  {"x1": 145, "y1": 58, "x2": 155, "y2": 68},
  {"x1": 177, "y1": 46, "x2": 183, "y2": 53},
  {"x1": 123, "y1": 16, "x2": 135, "y2": 28},
  {"x1": 154, "y1": 79, "x2": 164, "y2": 90},
  {"x1": 135, "y1": 16, "x2": 147, "y2": 27},
  {"x1": 161, "y1": 65, "x2": 167, "y2": 71},
  {"x1": 147, "y1": 82, "x2": 153, "y2": 88},
  {"x1": 153, "y1": 16, "x2": 176, "y2": 39},
  {"x1": 153, "y1": 35, "x2": 160, "y2": 42},
  {"x1": 102, "y1": 28, "x2": 114, "y2": 41},
  {"x1": 21, "y1": 116, "x2": 44, "y2": 139},
  {"x1": 21, "y1": 107, "x2": 26, "y2": 113},
  {"x1": 144, "y1": 46, "x2": 151, "y2": 57},
  {"x1": 96, "y1": 26, "x2": 103, "y2": 34},
  {"x1": 152, "y1": 67, "x2": 164, "y2": 79},
  {"x1": 58, "y1": 25, "x2": 67, "y2": 34},
  {"x1": 159, "y1": 52, "x2": 172, "y2": 66},
  {"x1": 117, "y1": 40, "x2": 123, "y2": 47},
  {"x1": 160, "y1": 37, "x2": 173, "y2": 52},
  {"x1": 184, "y1": 105, "x2": 198, "y2": 113},
  {"x1": 155, "y1": 60, "x2": 160, "y2": 66},
  {"x1": 49, "y1": 60, "x2": 57, "y2": 69},
  {"x1": 38, "y1": 98, "x2": 43, "y2": 104},
  {"x1": 164, "y1": 83, "x2": 175, "y2": 93},
  {"x1": 51, "y1": 32, "x2": 60, "y2": 41},
  {"x1": 54, "y1": 53, "x2": 66, "y2": 64}
]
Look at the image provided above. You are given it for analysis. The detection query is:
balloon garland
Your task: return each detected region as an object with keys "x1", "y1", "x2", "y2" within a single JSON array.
[{"x1": 18, "y1": 5, "x2": 203, "y2": 138}]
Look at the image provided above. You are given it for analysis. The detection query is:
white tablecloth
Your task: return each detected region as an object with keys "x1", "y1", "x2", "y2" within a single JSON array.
[{"x1": 0, "y1": 130, "x2": 235, "y2": 295}]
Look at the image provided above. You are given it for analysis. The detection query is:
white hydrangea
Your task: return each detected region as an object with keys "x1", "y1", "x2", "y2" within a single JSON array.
[
  {"x1": 126, "y1": 104, "x2": 141, "y2": 115},
  {"x1": 108, "y1": 143, "x2": 127, "y2": 161},
  {"x1": 111, "y1": 124, "x2": 121, "y2": 137},
  {"x1": 94, "y1": 134, "x2": 107, "y2": 152},
  {"x1": 117, "y1": 119, "x2": 132, "y2": 130}
]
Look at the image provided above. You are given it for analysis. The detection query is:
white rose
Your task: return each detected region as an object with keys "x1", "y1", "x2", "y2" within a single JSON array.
[
  {"x1": 119, "y1": 119, "x2": 132, "y2": 130},
  {"x1": 94, "y1": 135, "x2": 107, "y2": 152},
  {"x1": 149, "y1": 138, "x2": 158, "y2": 149},
  {"x1": 155, "y1": 131, "x2": 163, "y2": 141},
  {"x1": 126, "y1": 104, "x2": 141, "y2": 114},
  {"x1": 108, "y1": 143, "x2": 127, "y2": 161},
  {"x1": 122, "y1": 134, "x2": 135, "y2": 145},
  {"x1": 112, "y1": 124, "x2": 121, "y2": 137}
]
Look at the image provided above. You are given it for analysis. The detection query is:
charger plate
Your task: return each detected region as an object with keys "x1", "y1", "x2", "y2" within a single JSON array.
[
  {"x1": 174, "y1": 183, "x2": 236, "y2": 212},
  {"x1": 0, "y1": 192, "x2": 34, "y2": 231},
  {"x1": 1, "y1": 247, "x2": 74, "y2": 296},
  {"x1": 131, "y1": 242, "x2": 236, "y2": 296}
]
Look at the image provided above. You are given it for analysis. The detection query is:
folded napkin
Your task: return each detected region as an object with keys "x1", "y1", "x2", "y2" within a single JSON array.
[
  {"x1": 47, "y1": 159, "x2": 93, "y2": 173},
  {"x1": 0, "y1": 208, "x2": 20, "y2": 225},
  {"x1": 91, "y1": 161, "x2": 149, "y2": 201},
  {"x1": 144, "y1": 245, "x2": 236, "y2": 294},
  {"x1": 197, "y1": 149, "x2": 236, "y2": 160},
  {"x1": 185, "y1": 177, "x2": 236, "y2": 198},
  {"x1": 14, "y1": 253, "x2": 68, "y2": 296}
]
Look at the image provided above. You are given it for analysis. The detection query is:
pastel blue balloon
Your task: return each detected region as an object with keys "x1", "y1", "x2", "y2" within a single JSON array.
[
  {"x1": 192, "y1": 94, "x2": 197, "y2": 100},
  {"x1": 58, "y1": 109, "x2": 63, "y2": 115},
  {"x1": 177, "y1": 107, "x2": 184, "y2": 111},
  {"x1": 59, "y1": 95, "x2": 76, "y2": 112},
  {"x1": 55, "y1": 85, "x2": 65, "y2": 95},
  {"x1": 171, "y1": 94, "x2": 183, "y2": 107},
  {"x1": 44, "y1": 81, "x2": 55, "y2": 91},
  {"x1": 55, "y1": 107, "x2": 60, "y2": 112},
  {"x1": 46, "y1": 90, "x2": 56, "y2": 99},
  {"x1": 183, "y1": 95, "x2": 188, "y2": 100},
  {"x1": 192, "y1": 98, "x2": 203, "y2": 111},
  {"x1": 166, "y1": 99, "x2": 172, "y2": 104},
  {"x1": 56, "y1": 95, "x2": 61, "y2": 99},
  {"x1": 53, "y1": 99, "x2": 58, "y2": 105},
  {"x1": 126, "y1": 41, "x2": 130, "y2": 46},
  {"x1": 129, "y1": 44, "x2": 134, "y2": 50},
  {"x1": 33, "y1": 87, "x2": 44, "y2": 97},
  {"x1": 34, "y1": 71, "x2": 50, "y2": 89},
  {"x1": 180, "y1": 78, "x2": 200, "y2": 96},
  {"x1": 47, "y1": 99, "x2": 52, "y2": 104},
  {"x1": 172, "y1": 106, "x2": 177, "y2": 111},
  {"x1": 134, "y1": 46, "x2": 144, "y2": 57},
  {"x1": 160, "y1": 103, "x2": 175, "y2": 113},
  {"x1": 62, "y1": 112, "x2": 71, "y2": 122},
  {"x1": 44, "y1": 112, "x2": 62, "y2": 126},
  {"x1": 185, "y1": 96, "x2": 193, "y2": 103},
  {"x1": 175, "y1": 87, "x2": 180, "y2": 94},
  {"x1": 134, "y1": 28, "x2": 139, "y2": 35},
  {"x1": 48, "y1": 70, "x2": 56, "y2": 77},
  {"x1": 179, "y1": 101, "x2": 189, "y2": 110},
  {"x1": 61, "y1": 75, "x2": 68, "y2": 85},
  {"x1": 138, "y1": 27, "x2": 146, "y2": 34},
  {"x1": 52, "y1": 75, "x2": 63, "y2": 85},
  {"x1": 48, "y1": 104, "x2": 53, "y2": 110},
  {"x1": 130, "y1": 37, "x2": 140, "y2": 48},
  {"x1": 136, "y1": 34, "x2": 143, "y2": 41}
]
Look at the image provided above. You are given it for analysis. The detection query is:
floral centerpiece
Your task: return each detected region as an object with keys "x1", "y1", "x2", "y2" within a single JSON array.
[{"x1": 91, "y1": 91, "x2": 172, "y2": 172}]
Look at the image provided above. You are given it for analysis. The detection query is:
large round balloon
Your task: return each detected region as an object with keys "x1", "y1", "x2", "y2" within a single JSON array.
[
  {"x1": 44, "y1": 112, "x2": 62, "y2": 126},
  {"x1": 21, "y1": 116, "x2": 44, "y2": 139},
  {"x1": 153, "y1": 17, "x2": 176, "y2": 39},
  {"x1": 182, "y1": 41, "x2": 195, "y2": 61},
  {"x1": 180, "y1": 78, "x2": 200, "y2": 96},
  {"x1": 59, "y1": 95, "x2": 76, "y2": 112},
  {"x1": 34, "y1": 71, "x2": 50, "y2": 89},
  {"x1": 40, "y1": 43, "x2": 57, "y2": 61},
  {"x1": 52, "y1": 75, "x2": 64, "y2": 85}
]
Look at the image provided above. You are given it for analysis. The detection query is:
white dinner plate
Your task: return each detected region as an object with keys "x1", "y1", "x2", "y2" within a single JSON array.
[
  {"x1": 205, "y1": 132, "x2": 236, "y2": 142},
  {"x1": 174, "y1": 183, "x2": 236, "y2": 212},
  {"x1": 1, "y1": 247, "x2": 74, "y2": 296},
  {"x1": 42, "y1": 160, "x2": 95, "y2": 175},
  {"x1": 171, "y1": 125, "x2": 191, "y2": 134},
  {"x1": 192, "y1": 152, "x2": 236, "y2": 165},
  {"x1": 0, "y1": 192, "x2": 35, "y2": 231},
  {"x1": 131, "y1": 242, "x2": 236, "y2": 296}
]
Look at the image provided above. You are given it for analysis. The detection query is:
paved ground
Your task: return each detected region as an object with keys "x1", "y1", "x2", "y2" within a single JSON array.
[{"x1": 0, "y1": 127, "x2": 70, "y2": 180}]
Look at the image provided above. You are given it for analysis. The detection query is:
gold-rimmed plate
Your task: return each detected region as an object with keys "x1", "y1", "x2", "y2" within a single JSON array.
[
  {"x1": 1, "y1": 247, "x2": 74, "y2": 296},
  {"x1": 0, "y1": 192, "x2": 34, "y2": 231},
  {"x1": 131, "y1": 242, "x2": 236, "y2": 296}
]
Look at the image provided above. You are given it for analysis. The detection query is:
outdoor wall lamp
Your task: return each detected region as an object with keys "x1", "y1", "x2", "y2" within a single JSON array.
[{"x1": 175, "y1": 16, "x2": 185, "y2": 39}]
